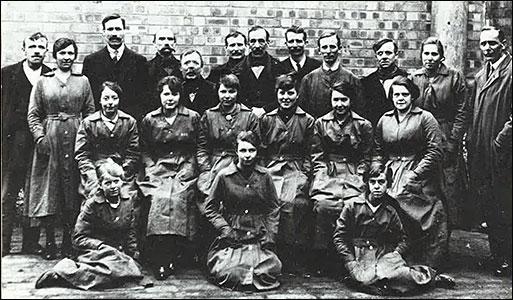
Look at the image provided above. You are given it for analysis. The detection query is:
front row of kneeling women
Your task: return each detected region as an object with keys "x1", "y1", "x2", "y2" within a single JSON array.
[{"x1": 35, "y1": 73, "x2": 455, "y2": 294}]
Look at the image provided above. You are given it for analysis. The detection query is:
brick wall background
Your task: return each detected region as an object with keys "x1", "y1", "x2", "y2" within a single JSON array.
[{"x1": 1, "y1": 1, "x2": 510, "y2": 81}]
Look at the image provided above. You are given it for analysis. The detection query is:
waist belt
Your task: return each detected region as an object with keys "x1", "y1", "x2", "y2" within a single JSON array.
[
  {"x1": 326, "y1": 153, "x2": 357, "y2": 163},
  {"x1": 268, "y1": 153, "x2": 303, "y2": 161},
  {"x1": 212, "y1": 149, "x2": 236, "y2": 156},
  {"x1": 46, "y1": 113, "x2": 80, "y2": 121},
  {"x1": 388, "y1": 154, "x2": 417, "y2": 161}
]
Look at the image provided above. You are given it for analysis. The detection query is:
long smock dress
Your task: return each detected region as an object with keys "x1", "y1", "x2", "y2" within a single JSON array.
[
  {"x1": 260, "y1": 106, "x2": 315, "y2": 253},
  {"x1": 39, "y1": 191, "x2": 148, "y2": 290},
  {"x1": 204, "y1": 162, "x2": 282, "y2": 291},
  {"x1": 310, "y1": 110, "x2": 373, "y2": 251},
  {"x1": 26, "y1": 71, "x2": 95, "y2": 226},
  {"x1": 374, "y1": 106, "x2": 447, "y2": 269},
  {"x1": 333, "y1": 194, "x2": 436, "y2": 294},
  {"x1": 411, "y1": 63, "x2": 469, "y2": 229}
]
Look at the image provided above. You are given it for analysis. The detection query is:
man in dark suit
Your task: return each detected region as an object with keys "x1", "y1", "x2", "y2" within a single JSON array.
[
  {"x1": 82, "y1": 13, "x2": 148, "y2": 120},
  {"x1": 206, "y1": 31, "x2": 247, "y2": 85},
  {"x1": 279, "y1": 25, "x2": 321, "y2": 92},
  {"x1": 1, "y1": 32, "x2": 52, "y2": 256}
]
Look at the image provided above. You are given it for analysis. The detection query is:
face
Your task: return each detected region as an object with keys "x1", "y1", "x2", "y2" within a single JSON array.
[
  {"x1": 55, "y1": 44, "x2": 76, "y2": 72},
  {"x1": 237, "y1": 140, "x2": 257, "y2": 167},
  {"x1": 319, "y1": 35, "x2": 340, "y2": 65},
  {"x1": 391, "y1": 84, "x2": 413, "y2": 112},
  {"x1": 285, "y1": 32, "x2": 306, "y2": 57},
  {"x1": 480, "y1": 29, "x2": 506, "y2": 63},
  {"x1": 248, "y1": 28, "x2": 268, "y2": 58},
  {"x1": 422, "y1": 44, "x2": 442, "y2": 71},
  {"x1": 160, "y1": 85, "x2": 180, "y2": 111},
  {"x1": 181, "y1": 52, "x2": 202, "y2": 80},
  {"x1": 277, "y1": 87, "x2": 298, "y2": 110},
  {"x1": 218, "y1": 83, "x2": 238, "y2": 109},
  {"x1": 100, "y1": 87, "x2": 120, "y2": 116},
  {"x1": 226, "y1": 35, "x2": 246, "y2": 60},
  {"x1": 23, "y1": 38, "x2": 48, "y2": 68},
  {"x1": 375, "y1": 41, "x2": 397, "y2": 69},
  {"x1": 155, "y1": 30, "x2": 176, "y2": 56},
  {"x1": 331, "y1": 89, "x2": 351, "y2": 116},
  {"x1": 368, "y1": 173, "x2": 388, "y2": 202},
  {"x1": 100, "y1": 173, "x2": 123, "y2": 198},
  {"x1": 103, "y1": 18, "x2": 125, "y2": 49}
]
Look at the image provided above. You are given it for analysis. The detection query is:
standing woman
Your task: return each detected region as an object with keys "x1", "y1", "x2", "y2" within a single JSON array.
[
  {"x1": 411, "y1": 37, "x2": 469, "y2": 232},
  {"x1": 374, "y1": 76, "x2": 447, "y2": 269},
  {"x1": 260, "y1": 75, "x2": 315, "y2": 274},
  {"x1": 26, "y1": 37, "x2": 95, "y2": 259},
  {"x1": 309, "y1": 84, "x2": 373, "y2": 275},
  {"x1": 205, "y1": 131, "x2": 282, "y2": 292},
  {"x1": 137, "y1": 76, "x2": 201, "y2": 280}
]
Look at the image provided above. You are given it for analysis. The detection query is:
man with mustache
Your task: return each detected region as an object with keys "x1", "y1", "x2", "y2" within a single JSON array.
[
  {"x1": 82, "y1": 13, "x2": 148, "y2": 120},
  {"x1": 299, "y1": 30, "x2": 364, "y2": 119},
  {"x1": 207, "y1": 31, "x2": 247, "y2": 84},
  {"x1": 1, "y1": 32, "x2": 52, "y2": 256},
  {"x1": 147, "y1": 29, "x2": 183, "y2": 107},
  {"x1": 180, "y1": 49, "x2": 217, "y2": 115},
  {"x1": 232, "y1": 26, "x2": 287, "y2": 117},
  {"x1": 360, "y1": 38, "x2": 408, "y2": 126},
  {"x1": 279, "y1": 25, "x2": 321, "y2": 92}
]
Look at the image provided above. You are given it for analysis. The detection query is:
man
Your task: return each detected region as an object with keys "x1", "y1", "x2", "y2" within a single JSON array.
[
  {"x1": 279, "y1": 25, "x2": 321, "y2": 91},
  {"x1": 452, "y1": 26, "x2": 512, "y2": 277},
  {"x1": 147, "y1": 29, "x2": 182, "y2": 107},
  {"x1": 180, "y1": 49, "x2": 217, "y2": 115},
  {"x1": 1, "y1": 32, "x2": 52, "y2": 256},
  {"x1": 207, "y1": 31, "x2": 247, "y2": 84},
  {"x1": 299, "y1": 30, "x2": 364, "y2": 119},
  {"x1": 82, "y1": 13, "x2": 148, "y2": 120},
  {"x1": 233, "y1": 25, "x2": 286, "y2": 117},
  {"x1": 360, "y1": 38, "x2": 408, "y2": 126}
]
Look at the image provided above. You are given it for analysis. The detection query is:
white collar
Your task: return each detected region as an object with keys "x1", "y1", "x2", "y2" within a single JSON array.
[
  {"x1": 322, "y1": 59, "x2": 340, "y2": 72},
  {"x1": 491, "y1": 53, "x2": 507, "y2": 71},
  {"x1": 107, "y1": 44, "x2": 125, "y2": 58},
  {"x1": 101, "y1": 111, "x2": 119, "y2": 124},
  {"x1": 289, "y1": 55, "x2": 307, "y2": 70},
  {"x1": 22, "y1": 60, "x2": 43, "y2": 85},
  {"x1": 366, "y1": 200, "x2": 382, "y2": 214}
]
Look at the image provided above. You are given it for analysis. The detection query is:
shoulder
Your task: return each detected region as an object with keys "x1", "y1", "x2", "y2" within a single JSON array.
[
  {"x1": 361, "y1": 69, "x2": 378, "y2": 82},
  {"x1": 117, "y1": 110, "x2": 137, "y2": 122},
  {"x1": 1, "y1": 62, "x2": 21, "y2": 75},
  {"x1": 84, "y1": 47, "x2": 107, "y2": 60},
  {"x1": 83, "y1": 111, "x2": 102, "y2": 122}
]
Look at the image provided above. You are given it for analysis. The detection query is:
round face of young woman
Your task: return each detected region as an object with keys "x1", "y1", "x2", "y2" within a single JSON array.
[
  {"x1": 391, "y1": 84, "x2": 413, "y2": 112},
  {"x1": 100, "y1": 87, "x2": 120, "y2": 117},
  {"x1": 237, "y1": 140, "x2": 257, "y2": 167},
  {"x1": 368, "y1": 172, "x2": 388, "y2": 202},
  {"x1": 218, "y1": 83, "x2": 238, "y2": 110},
  {"x1": 160, "y1": 85, "x2": 180, "y2": 111},
  {"x1": 277, "y1": 87, "x2": 298, "y2": 110},
  {"x1": 100, "y1": 173, "x2": 122, "y2": 198},
  {"x1": 55, "y1": 44, "x2": 76, "y2": 72},
  {"x1": 422, "y1": 44, "x2": 442, "y2": 71},
  {"x1": 331, "y1": 89, "x2": 351, "y2": 116}
]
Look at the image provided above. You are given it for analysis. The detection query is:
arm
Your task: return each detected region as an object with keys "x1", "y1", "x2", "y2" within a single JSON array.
[
  {"x1": 203, "y1": 174, "x2": 231, "y2": 236},
  {"x1": 372, "y1": 117, "x2": 385, "y2": 163},
  {"x1": 138, "y1": 115, "x2": 155, "y2": 167},
  {"x1": 81, "y1": 78, "x2": 96, "y2": 117},
  {"x1": 412, "y1": 112, "x2": 443, "y2": 179},
  {"x1": 122, "y1": 119, "x2": 141, "y2": 176},
  {"x1": 333, "y1": 203, "x2": 355, "y2": 264},
  {"x1": 73, "y1": 200, "x2": 105, "y2": 250},
  {"x1": 27, "y1": 79, "x2": 45, "y2": 143},
  {"x1": 495, "y1": 112, "x2": 512, "y2": 150},
  {"x1": 302, "y1": 116, "x2": 315, "y2": 177},
  {"x1": 197, "y1": 113, "x2": 212, "y2": 173},
  {"x1": 74, "y1": 120, "x2": 98, "y2": 183},
  {"x1": 298, "y1": 76, "x2": 311, "y2": 116},
  {"x1": 125, "y1": 198, "x2": 139, "y2": 259},
  {"x1": 447, "y1": 70, "x2": 468, "y2": 153},
  {"x1": 261, "y1": 173, "x2": 280, "y2": 246},
  {"x1": 357, "y1": 119, "x2": 374, "y2": 175},
  {"x1": 311, "y1": 119, "x2": 328, "y2": 174},
  {"x1": 388, "y1": 207, "x2": 409, "y2": 255}
]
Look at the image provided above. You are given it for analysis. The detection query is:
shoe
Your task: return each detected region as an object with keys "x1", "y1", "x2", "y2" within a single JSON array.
[
  {"x1": 35, "y1": 270, "x2": 61, "y2": 289},
  {"x1": 42, "y1": 244, "x2": 58, "y2": 260},
  {"x1": 494, "y1": 261, "x2": 512, "y2": 277},
  {"x1": 477, "y1": 256, "x2": 499, "y2": 270},
  {"x1": 154, "y1": 266, "x2": 169, "y2": 281},
  {"x1": 435, "y1": 274, "x2": 456, "y2": 289},
  {"x1": 168, "y1": 262, "x2": 175, "y2": 275},
  {"x1": 21, "y1": 243, "x2": 45, "y2": 255}
]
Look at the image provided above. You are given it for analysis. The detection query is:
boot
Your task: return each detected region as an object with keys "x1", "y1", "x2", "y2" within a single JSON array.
[
  {"x1": 42, "y1": 226, "x2": 57, "y2": 260},
  {"x1": 21, "y1": 226, "x2": 44, "y2": 255}
]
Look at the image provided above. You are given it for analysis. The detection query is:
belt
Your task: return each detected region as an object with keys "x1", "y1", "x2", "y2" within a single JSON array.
[
  {"x1": 268, "y1": 154, "x2": 303, "y2": 161},
  {"x1": 326, "y1": 153, "x2": 356, "y2": 163},
  {"x1": 388, "y1": 154, "x2": 417, "y2": 161},
  {"x1": 212, "y1": 149, "x2": 236, "y2": 156},
  {"x1": 46, "y1": 112, "x2": 80, "y2": 121}
]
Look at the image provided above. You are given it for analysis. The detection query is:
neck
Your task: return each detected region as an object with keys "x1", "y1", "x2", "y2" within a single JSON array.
[
  {"x1": 379, "y1": 64, "x2": 397, "y2": 74},
  {"x1": 236, "y1": 161, "x2": 255, "y2": 174},
  {"x1": 163, "y1": 107, "x2": 178, "y2": 118},
  {"x1": 55, "y1": 68, "x2": 71, "y2": 76},
  {"x1": 26, "y1": 61, "x2": 42, "y2": 70},
  {"x1": 221, "y1": 103, "x2": 236, "y2": 114},
  {"x1": 102, "y1": 110, "x2": 117, "y2": 120},
  {"x1": 397, "y1": 106, "x2": 412, "y2": 118},
  {"x1": 367, "y1": 194, "x2": 384, "y2": 207},
  {"x1": 106, "y1": 194, "x2": 119, "y2": 204},
  {"x1": 291, "y1": 53, "x2": 305, "y2": 63}
]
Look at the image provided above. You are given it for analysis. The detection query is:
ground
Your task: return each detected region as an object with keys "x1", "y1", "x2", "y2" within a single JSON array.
[{"x1": 1, "y1": 228, "x2": 511, "y2": 299}]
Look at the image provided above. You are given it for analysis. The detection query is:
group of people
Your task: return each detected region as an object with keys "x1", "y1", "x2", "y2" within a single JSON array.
[{"x1": 1, "y1": 12, "x2": 511, "y2": 295}]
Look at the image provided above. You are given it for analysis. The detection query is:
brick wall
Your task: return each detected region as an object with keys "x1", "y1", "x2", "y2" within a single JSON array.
[{"x1": 0, "y1": 1, "x2": 498, "y2": 80}]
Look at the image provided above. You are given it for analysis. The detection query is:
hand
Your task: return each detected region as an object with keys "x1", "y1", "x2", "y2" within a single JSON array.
[
  {"x1": 36, "y1": 136, "x2": 50, "y2": 155},
  {"x1": 219, "y1": 228, "x2": 240, "y2": 248}
]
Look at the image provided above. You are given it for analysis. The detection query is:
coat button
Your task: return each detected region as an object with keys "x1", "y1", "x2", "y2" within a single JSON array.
[
  {"x1": 244, "y1": 209, "x2": 249, "y2": 214},
  {"x1": 65, "y1": 154, "x2": 69, "y2": 158},
  {"x1": 110, "y1": 134, "x2": 115, "y2": 137},
  {"x1": 246, "y1": 184, "x2": 250, "y2": 188},
  {"x1": 64, "y1": 131, "x2": 68, "y2": 134},
  {"x1": 246, "y1": 231, "x2": 251, "y2": 236}
]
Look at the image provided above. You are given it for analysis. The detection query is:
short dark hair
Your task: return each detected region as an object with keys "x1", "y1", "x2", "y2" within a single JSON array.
[
  {"x1": 363, "y1": 161, "x2": 393, "y2": 188},
  {"x1": 372, "y1": 38, "x2": 398, "y2": 53},
  {"x1": 157, "y1": 76, "x2": 182, "y2": 95},
  {"x1": 102, "y1": 13, "x2": 126, "y2": 30},
  {"x1": 275, "y1": 74, "x2": 296, "y2": 93},
  {"x1": 52, "y1": 37, "x2": 77, "y2": 59},
  {"x1": 332, "y1": 83, "x2": 357, "y2": 102},
  {"x1": 23, "y1": 32, "x2": 48, "y2": 49},
  {"x1": 153, "y1": 29, "x2": 176, "y2": 43},
  {"x1": 235, "y1": 130, "x2": 260, "y2": 150},
  {"x1": 248, "y1": 25, "x2": 270, "y2": 41},
  {"x1": 225, "y1": 31, "x2": 247, "y2": 46},
  {"x1": 481, "y1": 26, "x2": 506, "y2": 43},
  {"x1": 96, "y1": 158, "x2": 124, "y2": 182},
  {"x1": 420, "y1": 37, "x2": 445, "y2": 59},
  {"x1": 101, "y1": 81, "x2": 123, "y2": 99},
  {"x1": 218, "y1": 73, "x2": 240, "y2": 91},
  {"x1": 317, "y1": 30, "x2": 341, "y2": 48},
  {"x1": 388, "y1": 75, "x2": 421, "y2": 102},
  {"x1": 180, "y1": 49, "x2": 203, "y2": 67},
  {"x1": 285, "y1": 25, "x2": 307, "y2": 41}
]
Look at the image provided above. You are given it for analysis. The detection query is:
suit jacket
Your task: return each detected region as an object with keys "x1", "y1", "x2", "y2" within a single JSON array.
[
  {"x1": 147, "y1": 54, "x2": 183, "y2": 107},
  {"x1": 206, "y1": 57, "x2": 243, "y2": 85},
  {"x1": 180, "y1": 77, "x2": 217, "y2": 116},
  {"x1": 279, "y1": 56, "x2": 322, "y2": 91},
  {"x1": 82, "y1": 46, "x2": 148, "y2": 120}
]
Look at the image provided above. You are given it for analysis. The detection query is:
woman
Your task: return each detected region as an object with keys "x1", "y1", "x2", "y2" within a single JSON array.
[
  {"x1": 26, "y1": 37, "x2": 95, "y2": 260},
  {"x1": 374, "y1": 76, "x2": 447, "y2": 269},
  {"x1": 205, "y1": 131, "x2": 282, "y2": 291},
  {"x1": 137, "y1": 76, "x2": 201, "y2": 280},
  {"x1": 411, "y1": 37, "x2": 470, "y2": 232},
  {"x1": 35, "y1": 161, "x2": 150, "y2": 290},
  {"x1": 309, "y1": 83, "x2": 373, "y2": 275},
  {"x1": 260, "y1": 75, "x2": 315, "y2": 274}
]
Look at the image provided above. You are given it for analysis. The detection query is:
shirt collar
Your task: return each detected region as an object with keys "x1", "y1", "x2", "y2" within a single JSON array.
[
  {"x1": 289, "y1": 55, "x2": 307, "y2": 70},
  {"x1": 384, "y1": 105, "x2": 423, "y2": 116},
  {"x1": 321, "y1": 110, "x2": 364, "y2": 121},
  {"x1": 492, "y1": 53, "x2": 507, "y2": 70},
  {"x1": 267, "y1": 106, "x2": 306, "y2": 116},
  {"x1": 322, "y1": 59, "x2": 340, "y2": 72},
  {"x1": 107, "y1": 44, "x2": 125, "y2": 58},
  {"x1": 224, "y1": 161, "x2": 267, "y2": 176},
  {"x1": 101, "y1": 111, "x2": 119, "y2": 124}
]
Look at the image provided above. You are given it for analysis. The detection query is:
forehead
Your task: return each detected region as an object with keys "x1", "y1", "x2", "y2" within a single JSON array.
[
  {"x1": 101, "y1": 87, "x2": 118, "y2": 95},
  {"x1": 331, "y1": 90, "x2": 350, "y2": 99},
  {"x1": 104, "y1": 18, "x2": 124, "y2": 29},
  {"x1": 319, "y1": 35, "x2": 338, "y2": 47},
  {"x1": 237, "y1": 140, "x2": 256, "y2": 150},
  {"x1": 423, "y1": 44, "x2": 440, "y2": 53},
  {"x1": 182, "y1": 52, "x2": 201, "y2": 62},
  {"x1": 480, "y1": 30, "x2": 501, "y2": 43},
  {"x1": 392, "y1": 84, "x2": 409, "y2": 93},
  {"x1": 369, "y1": 173, "x2": 387, "y2": 181},
  {"x1": 156, "y1": 30, "x2": 175, "y2": 39},
  {"x1": 24, "y1": 37, "x2": 48, "y2": 48},
  {"x1": 57, "y1": 44, "x2": 76, "y2": 53},
  {"x1": 226, "y1": 35, "x2": 245, "y2": 44},
  {"x1": 376, "y1": 41, "x2": 395, "y2": 52},
  {"x1": 101, "y1": 172, "x2": 120, "y2": 181},
  {"x1": 249, "y1": 29, "x2": 266, "y2": 39},
  {"x1": 286, "y1": 32, "x2": 304, "y2": 41}
]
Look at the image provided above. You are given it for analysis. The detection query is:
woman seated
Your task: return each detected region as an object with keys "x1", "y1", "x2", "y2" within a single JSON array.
[
  {"x1": 204, "y1": 131, "x2": 282, "y2": 291},
  {"x1": 35, "y1": 160, "x2": 151, "y2": 290}
]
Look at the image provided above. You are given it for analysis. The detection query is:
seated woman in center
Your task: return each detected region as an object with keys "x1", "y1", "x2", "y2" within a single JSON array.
[{"x1": 204, "y1": 131, "x2": 282, "y2": 291}]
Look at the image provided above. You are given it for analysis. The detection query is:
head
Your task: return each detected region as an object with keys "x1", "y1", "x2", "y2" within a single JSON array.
[
  {"x1": 100, "y1": 81, "x2": 122, "y2": 118},
  {"x1": 363, "y1": 162, "x2": 393, "y2": 202},
  {"x1": 318, "y1": 30, "x2": 341, "y2": 66},
  {"x1": 421, "y1": 37, "x2": 445, "y2": 72},
  {"x1": 52, "y1": 38, "x2": 78, "y2": 72},
  {"x1": 180, "y1": 49, "x2": 203, "y2": 80},
  {"x1": 157, "y1": 76, "x2": 182, "y2": 112},
  {"x1": 480, "y1": 26, "x2": 507, "y2": 64},
  {"x1": 22, "y1": 32, "x2": 48, "y2": 69},
  {"x1": 97, "y1": 159, "x2": 124, "y2": 198},
  {"x1": 102, "y1": 14, "x2": 126, "y2": 49},
  {"x1": 225, "y1": 31, "x2": 247, "y2": 60},
  {"x1": 217, "y1": 74, "x2": 240, "y2": 110},
  {"x1": 248, "y1": 26, "x2": 270, "y2": 58},
  {"x1": 388, "y1": 76, "x2": 420, "y2": 113},
  {"x1": 154, "y1": 28, "x2": 176, "y2": 57},
  {"x1": 275, "y1": 75, "x2": 298, "y2": 111},
  {"x1": 331, "y1": 83, "x2": 356, "y2": 117},
  {"x1": 373, "y1": 38, "x2": 398, "y2": 70},
  {"x1": 235, "y1": 131, "x2": 259, "y2": 168},
  {"x1": 285, "y1": 25, "x2": 307, "y2": 58}
]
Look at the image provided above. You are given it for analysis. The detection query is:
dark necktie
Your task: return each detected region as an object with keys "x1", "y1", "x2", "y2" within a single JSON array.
[
  {"x1": 296, "y1": 62, "x2": 301, "y2": 72},
  {"x1": 487, "y1": 63, "x2": 494, "y2": 80},
  {"x1": 112, "y1": 50, "x2": 118, "y2": 64}
]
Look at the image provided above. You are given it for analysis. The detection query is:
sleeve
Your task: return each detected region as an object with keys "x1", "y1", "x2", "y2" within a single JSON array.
[
  {"x1": 357, "y1": 120, "x2": 374, "y2": 174},
  {"x1": 1, "y1": 68, "x2": 11, "y2": 138},
  {"x1": 81, "y1": 78, "x2": 96, "y2": 117},
  {"x1": 302, "y1": 116, "x2": 316, "y2": 176},
  {"x1": 125, "y1": 199, "x2": 139, "y2": 257},
  {"x1": 138, "y1": 115, "x2": 155, "y2": 167},
  {"x1": 495, "y1": 111, "x2": 512, "y2": 150},
  {"x1": 372, "y1": 117, "x2": 385, "y2": 163},
  {"x1": 299, "y1": 76, "x2": 312, "y2": 116},
  {"x1": 27, "y1": 79, "x2": 45, "y2": 143},
  {"x1": 74, "y1": 119, "x2": 97, "y2": 180},
  {"x1": 450, "y1": 82, "x2": 474, "y2": 151},
  {"x1": 203, "y1": 174, "x2": 231, "y2": 235},
  {"x1": 261, "y1": 173, "x2": 280, "y2": 245},
  {"x1": 122, "y1": 119, "x2": 141, "y2": 174},
  {"x1": 413, "y1": 112, "x2": 443, "y2": 179},
  {"x1": 247, "y1": 112, "x2": 261, "y2": 145},
  {"x1": 73, "y1": 200, "x2": 104, "y2": 250},
  {"x1": 447, "y1": 70, "x2": 468, "y2": 152},
  {"x1": 333, "y1": 203, "x2": 355, "y2": 264},
  {"x1": 389, "y1": 208, "x2": 409, "y2": 255},
  {"x1": 311, "y1": 119, "x2": 328, "y2": 174},
  {"x1": 197, "y1": 113, "x2": 212, "y2": 173}
]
